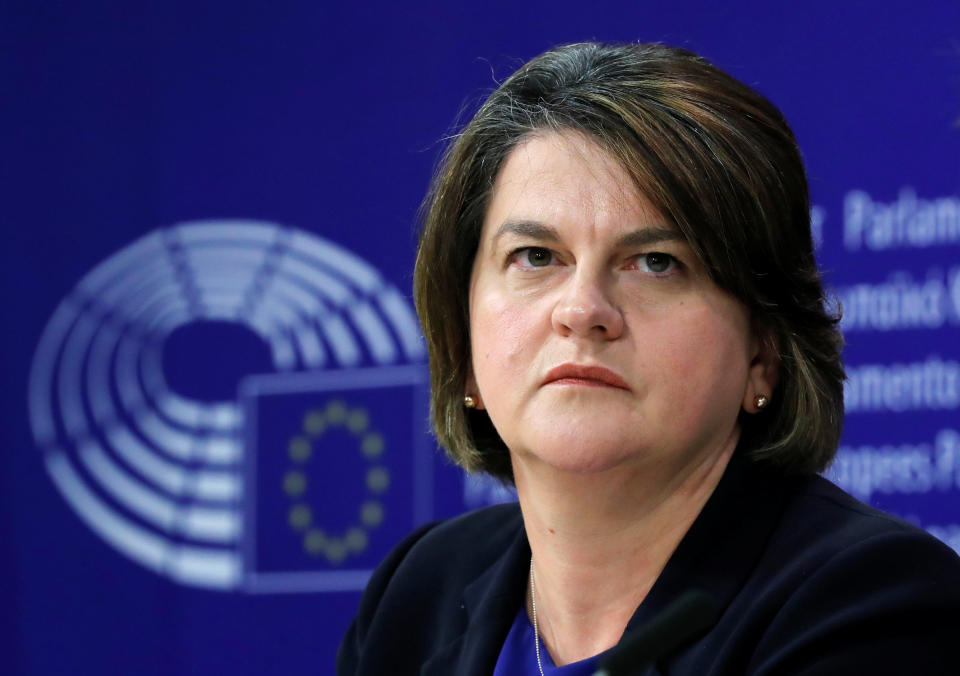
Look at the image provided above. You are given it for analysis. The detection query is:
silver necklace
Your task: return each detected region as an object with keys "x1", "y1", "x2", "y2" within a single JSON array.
[{"x1": 530, "y1": 557, "x2": 546, "y2": 676}]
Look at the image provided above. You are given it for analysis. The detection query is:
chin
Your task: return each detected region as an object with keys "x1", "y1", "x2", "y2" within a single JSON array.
[{"x1": 515, "y1": 433, "x2": 643, "y2": 476}]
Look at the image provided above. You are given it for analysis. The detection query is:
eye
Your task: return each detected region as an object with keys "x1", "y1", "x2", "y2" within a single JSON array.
[
  {"x1": 511, "y1": 247, "x2": 554, "y2": 268},
  {"x1": 638, "y1": 252, "x2": 676, "y2": 274}
]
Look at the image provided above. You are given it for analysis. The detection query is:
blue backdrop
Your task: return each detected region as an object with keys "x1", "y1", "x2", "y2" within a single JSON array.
[{"x1": 3, "y1": 2, "x2": 959, "y2": 674}]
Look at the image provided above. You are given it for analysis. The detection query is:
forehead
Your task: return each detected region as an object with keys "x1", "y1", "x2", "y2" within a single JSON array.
[{"x1": 482, "y1": 131, "x2": 671, "y2": 241}]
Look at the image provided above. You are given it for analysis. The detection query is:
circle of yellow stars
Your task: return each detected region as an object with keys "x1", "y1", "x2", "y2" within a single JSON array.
[{"x1": 283, "y1": 399, "x2": 389, "y2": 564}]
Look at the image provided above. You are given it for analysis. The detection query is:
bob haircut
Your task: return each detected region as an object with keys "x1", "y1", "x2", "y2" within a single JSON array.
[{"x1": 414, "y1": 42, "x2": 844, "y2": 481}]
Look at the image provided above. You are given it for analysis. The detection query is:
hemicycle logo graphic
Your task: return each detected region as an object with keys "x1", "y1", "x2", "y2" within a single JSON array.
[{"x1": 28, "y1": 220, "x2": 429, "y2": 591}]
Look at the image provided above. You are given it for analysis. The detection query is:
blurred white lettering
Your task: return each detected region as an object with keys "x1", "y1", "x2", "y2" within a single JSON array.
[
  {"x1": 925, "y1": 523, "x2": 960, "y2": 555},
  {"x1": 835, "y1": 269, "x2": 954, "y2": 331},
  {"x1": 810, "y1": 205, "x2": 826, "y2": 248},
  {"x1": 829, "y1": 429, "x2": 960, "y2": 501},
  {"x1": 845, "y1": 357, "x2": 960, "y2": 413},
  {"x1": 844, "y1": 188, "x2": 960, "y2": 251}
]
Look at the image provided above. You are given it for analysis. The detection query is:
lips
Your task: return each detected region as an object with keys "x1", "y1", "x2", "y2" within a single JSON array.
[{"x1": 542, "y1": 363, "x2": 631, "y2": 390}]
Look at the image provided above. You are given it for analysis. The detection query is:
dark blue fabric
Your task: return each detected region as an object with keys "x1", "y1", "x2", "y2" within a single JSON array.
[
  {"x1": 492, "y1": 605, "x2": 601, "y2": 676},
  {"x1": 337, "y1": 454, "x2": 960, "y2": 675}
]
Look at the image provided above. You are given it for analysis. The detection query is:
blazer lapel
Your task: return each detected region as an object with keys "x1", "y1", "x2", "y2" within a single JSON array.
[
  {"x1": 625, "y1": 455, "x2": 791, "y2": 631},
  {"x1": 421, "y1": 522, "x2": 530, "y2": 676}
]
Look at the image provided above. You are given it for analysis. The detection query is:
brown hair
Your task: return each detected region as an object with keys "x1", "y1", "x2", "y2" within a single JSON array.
[{"x1": 414, "y1": 42, "x2": 844, "y2": 481}]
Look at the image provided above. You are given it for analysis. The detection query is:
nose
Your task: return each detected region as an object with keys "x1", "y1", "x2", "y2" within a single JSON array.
[{"x1": 551, "y1": 270, "x2": 624, "y2": 340}]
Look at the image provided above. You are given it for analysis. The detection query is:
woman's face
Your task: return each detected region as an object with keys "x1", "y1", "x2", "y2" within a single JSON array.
[{"x1": 468, "y1": 131, "x2": 775, "y2": 477}]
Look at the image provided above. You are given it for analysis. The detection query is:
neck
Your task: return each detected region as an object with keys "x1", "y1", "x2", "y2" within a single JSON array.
[{"x1": 515, "y1": 433, "x2": 737, "y2": 665}]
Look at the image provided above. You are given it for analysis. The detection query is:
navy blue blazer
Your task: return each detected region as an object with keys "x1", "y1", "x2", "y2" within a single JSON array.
[{"x1": 337, "y1": 456, "x2": 960, "y2": 675}]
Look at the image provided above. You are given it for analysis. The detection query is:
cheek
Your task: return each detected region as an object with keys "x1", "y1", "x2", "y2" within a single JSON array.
[
  {"x1": 650, "y1": 304, "x2": 751, "y2": 398},
  {"x1": 471, "y1": 294, "x2": 533, "y2": 371}
]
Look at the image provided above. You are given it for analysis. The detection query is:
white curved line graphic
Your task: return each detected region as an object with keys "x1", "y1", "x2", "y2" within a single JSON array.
[
  {"x1": 47, "y1": 452, "x2": 240, "y2": 588},
  {"x1": 274, "y1": 255, "x2": 355, "y2": 305},
  {"x1": 31, "y1": 220, "x2": 425, "y2": 590},
  {"x1": 87, "y1": 324, "x2": 121, "y2": 426},
  {"x1": 377, "y1": 287, "x2": 426, "y2": 360},
  {"x1": 29, "y1": 298, "x2": 79, "y2": 445},
  {"x1": 349, "y1": 302, "x2": 397, "y2": 364},
  {"x1": 175, "y1": 220, "x2": 278, "y2": 244},
  {"x1": 135, "y1": 409, "x2": 198, "y2": 461},
  {"x1": 80, "y1": 441, "x2": 239, "y2": 542},
  {"x1": 76, "y1": 231, "x2": 167, "y2": 296},
  {"x1": 185, "y1": 247, "x2": 268, "y2": 272},
  {"x1": 146, "y1": 307, "x2": 192, "y2": 333},
  {"x1": 106, "y1": 425, "x2": 240, "y2": 501},
  {"x1": 288, "y1": 230, "x2": 382, "y2": 293},
  {"x1": 121, "y1": 288, "x2": 192, "y2": 328},
  {"x1": 59, "y1": 311, "x2": 97, "y2": 439},
  {"x1": 318, "y1": 315, "x2": 361, "y2": 365},
  {"x1": 96, "y1": 261, "x2": 180, "y2": 310},
  {"x1": 261, "y1": 276, "x2": 324, "y2": 315}
]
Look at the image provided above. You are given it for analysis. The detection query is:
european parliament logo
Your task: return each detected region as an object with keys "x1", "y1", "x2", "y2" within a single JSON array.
[{"x1": 27, "y1": 220, "x2": 429, "y2": 591}]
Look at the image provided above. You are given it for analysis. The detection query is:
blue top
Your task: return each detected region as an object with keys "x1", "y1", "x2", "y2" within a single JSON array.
[{"x1": 492, "y1": 605, "x2": 602, "y2": 676}]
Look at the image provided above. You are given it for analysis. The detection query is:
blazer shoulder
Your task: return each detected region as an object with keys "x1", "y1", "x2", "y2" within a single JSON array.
[
  {"x1": 748, "y1": 504, "x2": 960, "y2": 674},
  {"x1": 411, "y1": 502, "x2": 523, "y2": 561},
  {"x1": 337, "y1": 502, "x2": 523, "y2": 674},
  {"x1": 377, "y1": 502, "x2": 525, "y2": 599},
  {"x1": 789, "y1": 473, "x2": 958, "y2": 550},
  {"x1": 371, "y1": 502, "x2": 521, "y2": 591},
  {"x1": 705, "y1": 470, "x2": 960, "y2": 674}
]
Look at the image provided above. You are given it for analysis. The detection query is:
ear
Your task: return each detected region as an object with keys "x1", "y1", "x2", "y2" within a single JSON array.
[
  {"x1": 465, "y1": 369, "x2": 485, "y2": 410},
  {"x1": 743, "y1": 321, "x2": 780, "y2": 414}
]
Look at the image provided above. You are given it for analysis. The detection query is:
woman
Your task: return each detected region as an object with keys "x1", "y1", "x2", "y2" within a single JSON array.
[{"x1": 338, "y1": 42, "x2": 960, "y2": 675}]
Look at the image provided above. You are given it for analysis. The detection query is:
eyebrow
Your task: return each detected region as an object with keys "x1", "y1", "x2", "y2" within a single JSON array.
[
  {"x1": 492, "y1": 219, "x2": 685, "y2": 247},
  {"x1": 492, "y1": 220, "x2": 560, "y2": 243},
  {"x1": 616, "y1": 226, "x2": 685, "y2": 248}
]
